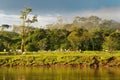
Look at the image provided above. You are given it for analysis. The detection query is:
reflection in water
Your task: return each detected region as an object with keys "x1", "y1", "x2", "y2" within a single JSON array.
[{"x1": 0, "y1": 67, "x2": 120, "y2": 80}]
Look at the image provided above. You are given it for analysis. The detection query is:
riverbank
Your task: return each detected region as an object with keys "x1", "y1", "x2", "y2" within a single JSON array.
[{"x1": 0, "y1": 51, "x2": 120, "y2": 68}]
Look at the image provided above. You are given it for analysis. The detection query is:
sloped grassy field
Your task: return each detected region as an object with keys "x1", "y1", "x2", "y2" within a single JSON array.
[{"x1": 0, "y1": 51, "x2": 120, "y2": 68}]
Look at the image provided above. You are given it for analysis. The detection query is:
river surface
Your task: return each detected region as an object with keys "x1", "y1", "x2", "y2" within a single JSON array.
[{"x1": 0, "y1": 67, "x2": 120, "y2": 80}]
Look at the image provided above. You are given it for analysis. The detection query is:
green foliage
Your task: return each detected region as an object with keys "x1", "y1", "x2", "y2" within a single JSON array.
[
  {"x1": 0, "y1": 52, "x2": 7, "y2": 55},
  {"x1": 90, "y1": 30, "x2": 104, "y2": 50},
  {"x1": 25, "y1": 42, "x2": 38, "y2": 51},
  {"x1": 0, "y1": 43, "x2": 5, "y2": 51},
  {"x1": 0, "y1": 51, "x2": 120, "y2": 67},
  {"x1": 0, "y1": 15, "x2": 120, "y2": 52},
  {"x1": 20, "y1": 7, "x2": 38, "y2": 52},
  {"x1": 0, "y1": 31, "x2": 20, "y2": 51},
  {"x1": 38, "y1": 38, "x2": 47, "y2": 50},
  {"x1": 103, "y1": 32, "x2": 120, "y2": 52}
]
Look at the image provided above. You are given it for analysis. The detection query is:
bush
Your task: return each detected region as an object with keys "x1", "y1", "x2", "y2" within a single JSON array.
[{"x1": 0, "y1": 52, "x2": 7, "y2": 55}]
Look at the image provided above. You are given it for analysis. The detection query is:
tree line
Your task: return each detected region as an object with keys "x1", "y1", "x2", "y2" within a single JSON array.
[{"x1": 0, "y1": 8, "x2": 120, "y2": 52}]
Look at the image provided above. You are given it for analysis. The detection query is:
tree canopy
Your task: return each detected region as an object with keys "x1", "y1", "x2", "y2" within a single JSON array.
[{"x1": 0, "y1": 14, "x2": 120, "y2": 52}]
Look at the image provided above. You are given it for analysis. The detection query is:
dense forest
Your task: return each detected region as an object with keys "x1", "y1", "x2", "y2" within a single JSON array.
[{"x1": 0, "y1": 15, "x2": 120, "y2": 52}]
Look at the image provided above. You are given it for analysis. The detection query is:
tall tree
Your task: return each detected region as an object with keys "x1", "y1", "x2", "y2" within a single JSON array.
[{"x1": 20, "y1": 7, "x2": 37, "y2": 53}]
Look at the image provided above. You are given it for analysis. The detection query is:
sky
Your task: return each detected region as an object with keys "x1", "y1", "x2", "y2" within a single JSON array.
[{"x1": 0, "y1": 0, "x2": 120, "y2": 27}]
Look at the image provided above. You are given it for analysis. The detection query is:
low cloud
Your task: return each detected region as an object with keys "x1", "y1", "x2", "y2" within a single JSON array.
[
  {"x1": 69, "y1": 7, "x2": 120, "y2": 21},
  {"x1": 0, "y1": 7, "x2": 120, "y2": 27},
  {"x1": 0, "y1": 13, "x2": 57, "y2": 27},
  {"x1": 0, "y1": 13, "x2": 20, "y2": 25}
]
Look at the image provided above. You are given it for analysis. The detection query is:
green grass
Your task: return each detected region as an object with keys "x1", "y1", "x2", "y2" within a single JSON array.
[
  {"x1": 0, "y1": 52, "x2": 7, "y2": 55},
  {"x1": 0, "y1": 51, "x2": 120, "y2": 67}
]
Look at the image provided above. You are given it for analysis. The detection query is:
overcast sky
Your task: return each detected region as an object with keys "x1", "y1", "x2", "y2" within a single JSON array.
[{"x1": 1, "y1": 0, "x2": 120, "y2": 26}]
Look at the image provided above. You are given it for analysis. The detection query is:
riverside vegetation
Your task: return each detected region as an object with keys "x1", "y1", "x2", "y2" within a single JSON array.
[
  {"x1": 0, "y1": 8, "x2": 120, "y2": 52},
  {"x1": 0, "y1": 7, "x2": 120, "y2": 68},
  {"x1": 0, "y1": 51, "x2": 120, "y2": 68}
]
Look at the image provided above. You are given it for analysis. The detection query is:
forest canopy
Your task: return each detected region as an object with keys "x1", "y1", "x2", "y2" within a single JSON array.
[{"x1": 0, "y1": 15, "x2": 120, "y2": 52}]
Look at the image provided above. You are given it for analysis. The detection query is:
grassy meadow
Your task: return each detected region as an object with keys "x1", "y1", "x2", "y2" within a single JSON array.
[{"x1": 0, "y1": 51, "x2": 120, "y2": 68}]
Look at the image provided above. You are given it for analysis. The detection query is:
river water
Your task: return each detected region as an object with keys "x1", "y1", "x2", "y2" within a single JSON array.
[{"x1": 0, "y1": 67, "x2": 120, "y2": 80}]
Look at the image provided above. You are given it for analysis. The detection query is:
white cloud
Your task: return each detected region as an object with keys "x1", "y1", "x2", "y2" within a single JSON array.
[
  {"x1": 0, "y1": 12, "x2": 57, "y2": 27},
  {"x1": 36, "y1": 15, "x2": 57, "y2": 27},
  {"x1": 0, "y1": 13, "x2": 21, "y2": 25},
  {"x1": 69, "y1": 7, "x2": 120, "y2": 21},
  {"x1": 0, "y1": 7, "x2": 120, "y2": 28}
]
